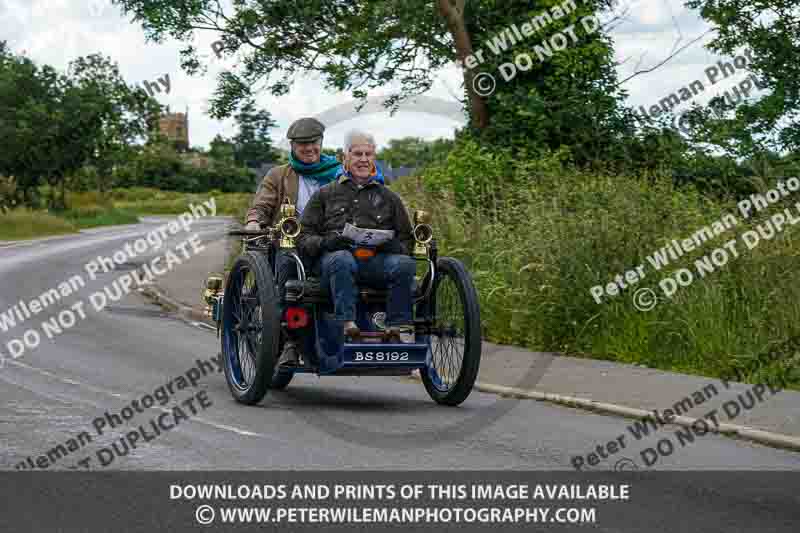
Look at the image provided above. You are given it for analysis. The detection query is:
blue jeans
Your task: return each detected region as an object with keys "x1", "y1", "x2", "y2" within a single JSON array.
[
  {"x1": 275, "y1": 251, "x2": 299, "y2": 295},
  {"x1": 320, "y1": 250, "x2": 416, "y2": 325}
]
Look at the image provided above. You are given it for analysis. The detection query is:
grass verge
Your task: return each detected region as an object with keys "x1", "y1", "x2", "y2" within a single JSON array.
[
  {"x1": 98, "y1": 187, "x2": 251, "y2": 216},
  {"x1": 61, "y1": 206, "x2": 140, "y2": 229},
  {"x1": 0, "y1": 208, "x2": 77, "y2": 241}
]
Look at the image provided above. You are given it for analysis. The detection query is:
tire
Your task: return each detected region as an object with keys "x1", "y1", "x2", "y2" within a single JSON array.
[
  {"x1": 421, "y1": 257, "x2": 482, "y2": 406},
  {"x1": 270, "y1": 368, "x2": 294, "y2": 390},
  {"x1": 220, "y1": 252, "x2": 282, "y2": 404}
]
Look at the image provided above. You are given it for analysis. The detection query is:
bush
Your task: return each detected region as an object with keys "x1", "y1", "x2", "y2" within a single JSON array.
[
  {"x1": 0, "y1": 175, "x2": 17, "y2": 213},
  {"x1": 110, "y1": 141, "x2": 257, "y2": 194},
  {"x1": 394, "y1": 152, "x2": 800, "y2": 386},
  {"x1": 67, "y1": 190, "x2": 114, "y2": 209},
  {"x1": 67, "y1": 166, "x2": 99, "y2": 193}
]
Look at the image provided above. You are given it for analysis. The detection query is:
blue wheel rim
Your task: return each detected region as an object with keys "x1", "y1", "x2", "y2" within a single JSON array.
[
  {"x1": 223, "y1": 264, "x2": 261, "y2": 391},
  {"x1": 426, "y1": 272, "x2": 466, "y2": 392}
]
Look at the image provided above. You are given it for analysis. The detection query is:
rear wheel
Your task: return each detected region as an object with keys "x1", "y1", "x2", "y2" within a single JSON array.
[
  {"x1": 421, "y1": 257, "x2": 482, "y2": 406},
  {"x1": 221, "y1": 252, "x2": 281, "y2": 404}
]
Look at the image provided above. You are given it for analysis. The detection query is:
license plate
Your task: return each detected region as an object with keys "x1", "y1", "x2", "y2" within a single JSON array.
[
  {"x1": 353, "y1": 350, "x2": 410, "y2": 362},
  {"x1": 342, "y1": 344, "x2": 428, "y2": 365}
]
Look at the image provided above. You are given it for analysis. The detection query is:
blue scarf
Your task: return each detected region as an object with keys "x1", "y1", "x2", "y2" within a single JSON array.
[{"x1": 289, "y1": 153, "x2": 342, "y2": 185}]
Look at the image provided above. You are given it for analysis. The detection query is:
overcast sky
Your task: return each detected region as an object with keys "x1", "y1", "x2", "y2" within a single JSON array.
[{"x1": 1, "y1": 0, "x2": 759, "y2": 149}]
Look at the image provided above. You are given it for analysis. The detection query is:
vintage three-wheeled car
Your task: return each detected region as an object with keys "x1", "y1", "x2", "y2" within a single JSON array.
[{"x1": 203, "y1": 200, "x2": 482, "y2": 406}]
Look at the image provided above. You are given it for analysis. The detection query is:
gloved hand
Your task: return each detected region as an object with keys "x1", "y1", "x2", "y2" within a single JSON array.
[
  {"x1": 322, "y1": 234, "x2": 355, "y2": 252},
  {"x1": 377, "y1": 239, "x2": 406, "y2": 255},
  {"x1": 245, "y1": 221, "x2": 261, "y2": 231}
]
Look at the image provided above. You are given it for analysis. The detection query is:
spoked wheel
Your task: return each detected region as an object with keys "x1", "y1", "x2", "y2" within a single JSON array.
[
  {"x1": 221, "y1": 252, "x2": 281, "y2": 404},
  {"x1": 421, "y1": 257, "x2": 482, "y2": 406}
]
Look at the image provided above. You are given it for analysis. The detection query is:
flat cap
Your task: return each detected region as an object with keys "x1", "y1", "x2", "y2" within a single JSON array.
[{"x1": 287, "y1": 117, "x2": 325, "y2": 142}]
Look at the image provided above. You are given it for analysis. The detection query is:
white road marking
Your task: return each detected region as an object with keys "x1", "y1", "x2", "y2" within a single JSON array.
[{"x1": 3, "y1": 359, "x2": 289, "y2": 443}]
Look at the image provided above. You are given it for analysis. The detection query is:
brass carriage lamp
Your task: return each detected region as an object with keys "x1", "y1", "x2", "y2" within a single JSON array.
[
  {"x1": 280, "y1": 200, "x2": 296, "y2": 220},
  {"x1": 202, "y1": 275, "x2": 224, "y2": 318},
  {"x1": 278, "y1": 199, "x2": 301, "y2": 249},
  {"x1": 412, "y1": 209, "x2": 433, "y2": 257}
]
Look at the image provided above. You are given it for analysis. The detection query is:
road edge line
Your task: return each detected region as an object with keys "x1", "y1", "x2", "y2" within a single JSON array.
[
  {"x1": 477, "y1": 382, "x2": 800, "y2": 452},
  {"x1": 407, "y1": 374, "x2": 800, "y2": 453}
]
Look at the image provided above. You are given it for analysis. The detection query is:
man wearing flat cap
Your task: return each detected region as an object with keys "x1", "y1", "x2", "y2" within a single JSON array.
[
  {"x1": 245, "y1": 117, "x2": 341, "y2": 229},
  {"x1": 245, "y1": 117, "x2": 342, "y2": 367}
]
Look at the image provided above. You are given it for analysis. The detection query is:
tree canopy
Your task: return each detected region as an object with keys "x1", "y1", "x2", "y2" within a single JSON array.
[
  {"x1": 0, "y1": 42, "x2": 159, "y2": 206},
  {"x1": 0, "y1": 42, "x2": 269, "y2": 205},
  {"x1": 114, "y1": 0, "x2": 623, "y2": 156},
  {"x1": 378, "y1": 137, "x2": 455, "y2": 168},
  {"x1": 231, "y1": 99, "x2": 279, "y2": 168},
  {"x1": 685, "y1": 0, "x2": 800, "y2": 157}
]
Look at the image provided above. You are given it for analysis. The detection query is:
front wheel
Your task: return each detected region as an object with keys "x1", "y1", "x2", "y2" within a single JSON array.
[
  {"x1": 421, "y1": 257, "x2": 482, "y2": 406},
  {"x1": 220, "y1": 252, "x2": 281, "y2": 404}
]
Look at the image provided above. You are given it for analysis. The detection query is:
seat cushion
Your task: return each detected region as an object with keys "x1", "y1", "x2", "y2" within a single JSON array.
[{"x1": 284, "y1": 277, "x2": 419, "y2": 303}]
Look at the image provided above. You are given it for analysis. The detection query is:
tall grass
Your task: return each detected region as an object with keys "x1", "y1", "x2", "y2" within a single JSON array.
[
  {"x1": 61, "y1": 206, "x2": 140, "y2": 229},
  {"x1": 104, "y1": 187, "x2": 251, "y2": 216},
  {"x1": 0, "y1": 208, "x2": 76, "y2": 240},
  {"x1": 393, "y1": 144, "x2": 800, "y2": 386}
]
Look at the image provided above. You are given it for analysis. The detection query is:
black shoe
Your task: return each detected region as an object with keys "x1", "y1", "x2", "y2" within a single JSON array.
[
  {"x1": 343, "y1": 321, "x2": 360, "y2": 340},
  {"x1": 278, "y1": 342, "x2": 300, "y2": 368},
  {"x1": 384, "y1": 325, "x2": 415, "y2": 343}
]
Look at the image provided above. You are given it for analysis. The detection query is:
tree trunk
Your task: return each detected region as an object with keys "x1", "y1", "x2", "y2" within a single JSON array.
[
  {"x1": 22, "y1": 182, "x2": 31, "y2": 206},
  {"x1": 98, "y1": 163, "x2": 106, "y2": 195},
  {"x1": 47, "y1": 174, "x2": 57, "y2": 210},
  {"x1": 437, "y1": 0, "x2": 490, "y2": 130}
]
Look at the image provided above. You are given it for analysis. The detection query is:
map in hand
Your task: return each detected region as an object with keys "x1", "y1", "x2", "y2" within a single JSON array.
[{"x1": 342, "y1": 223, "x2": 395, "y2": 247}]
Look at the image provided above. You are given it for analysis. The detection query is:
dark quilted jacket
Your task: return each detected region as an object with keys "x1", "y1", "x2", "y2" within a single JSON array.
[{"x1": 297, "y1": 175, "x2": 414, "y2": 259}]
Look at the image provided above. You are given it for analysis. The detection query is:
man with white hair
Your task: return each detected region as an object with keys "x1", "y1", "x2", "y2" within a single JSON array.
[{"x1": 297, "y1": 129, "x2": 416, "y2": 347}]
